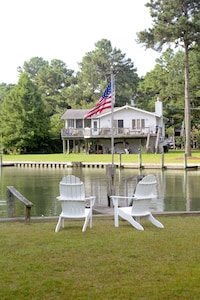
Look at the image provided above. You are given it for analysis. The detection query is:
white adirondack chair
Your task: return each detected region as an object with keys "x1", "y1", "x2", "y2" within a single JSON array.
[
  {"x1": 55, "y1": 175, "x2": 96, "y2": 232},
  {"x1": 111, "y1": 174, "x2": 164, "y2": 231}
]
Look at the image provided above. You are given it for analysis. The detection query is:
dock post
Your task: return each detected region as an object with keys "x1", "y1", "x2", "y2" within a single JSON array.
[
  {"x1": 106, "y1": 164, "x2": 116, "y2": 207},
  {"x1": 6, "y1": 189, "x2": 16, "y2": 218},
  {"x1": 161, "y1": 152, "x2": 165, "y2": 169},
  {"x1": 138, "y1": 148, "x2": 142, "y2": 169},
  {"x1": 118, "y1": 154, "x2": 122, "y2": 168},
  {"x1": 184, "y1": 153, "x2": 187, "y2": 169}
]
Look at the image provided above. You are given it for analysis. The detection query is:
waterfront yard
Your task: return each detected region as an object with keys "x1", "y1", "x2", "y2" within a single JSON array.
[
  {"x1": 2, "y1": 150, "x2": 200, "y2": 166},
  {"x1": 0, "y1": 216, "x2": 200, "y2": 299}
]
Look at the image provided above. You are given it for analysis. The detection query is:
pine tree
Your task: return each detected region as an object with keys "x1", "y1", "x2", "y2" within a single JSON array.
[
  {"x1": 137, "y1": 0, "x2": 200, "y2": 156},
  {"x1": 0, "y1": 73, "x2": 50, "y2": 153}
]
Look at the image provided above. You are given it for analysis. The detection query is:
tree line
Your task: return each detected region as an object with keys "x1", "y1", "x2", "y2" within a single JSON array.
[{"x1": 0, "y1": 0, "x2": 199, "y2": 154}]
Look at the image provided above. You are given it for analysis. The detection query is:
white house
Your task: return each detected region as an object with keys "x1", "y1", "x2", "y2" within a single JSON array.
[{"x1": 61, "y1": 99, "x2": 166, "y2": 154}]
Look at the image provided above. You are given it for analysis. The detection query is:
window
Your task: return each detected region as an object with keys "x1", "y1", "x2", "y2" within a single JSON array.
[
  {"x1": 68, "y1": 120, "x2": 74, "y2": 128},
  {"x1": 76, "y1": 119, "x2": 82, "y2": 128},
  {"x1": 118, "y1": 120, "x2": 124, "y2": 128},
  {"x1": 141, "y1": 119, "x2": 145, "y2": 129},
  {"x1": 132, "y1": 119, "x2": 145, "y2": 129},
  {"x1": 93, "y1": 121, "x2": 98, "y2": 131},
  {"x1": 84, "y1": 119, "x2": 91, "y2": 128}
]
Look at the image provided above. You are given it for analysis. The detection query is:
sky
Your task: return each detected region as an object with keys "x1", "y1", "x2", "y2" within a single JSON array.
[{"x1": 0, "y1": 0, "x2": 160, "y2": 84}]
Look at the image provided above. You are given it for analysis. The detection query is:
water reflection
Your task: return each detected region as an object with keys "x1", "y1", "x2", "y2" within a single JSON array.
[{"x1": 0, "y1": 166, "x2": 200, "y2": 218}]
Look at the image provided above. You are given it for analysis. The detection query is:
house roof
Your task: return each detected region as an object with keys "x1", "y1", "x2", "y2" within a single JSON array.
[
  {"x1": 61, "y1": 108, "x2": 111, "y2": 120},
  {"x1": 112, "y1": 105, "x2": 167, "y2": 120},
  {"x1": 61, "y1": 109, "x2": 89, "y2": 119},
  {"x1": 61, "y1": 104, "x2": 162, "y2": 120},
  {"x1": 99, "y1": 104, "x2": 161, "y2": 118}
]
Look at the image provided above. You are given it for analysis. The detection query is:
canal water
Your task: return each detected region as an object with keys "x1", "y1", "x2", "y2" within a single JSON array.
[{"x1": 0, "y1": 166, "x2": 200, "y2": 218}]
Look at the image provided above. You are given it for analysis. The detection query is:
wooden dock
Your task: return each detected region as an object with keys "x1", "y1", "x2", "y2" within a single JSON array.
[
  {"x1": 2, "y1": 161, "x2": 199, "y2": 170},
  {"x1": 11, "y1": 161, "x2": 121, "y2": 169}
]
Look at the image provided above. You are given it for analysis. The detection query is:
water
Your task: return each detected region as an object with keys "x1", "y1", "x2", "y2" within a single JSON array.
[{"x1": 0, "y1": 166, "x2": 200, "y2": 218}]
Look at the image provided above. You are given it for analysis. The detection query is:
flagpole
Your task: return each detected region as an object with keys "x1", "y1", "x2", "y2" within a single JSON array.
[
  {"x1": 111, "y1": 70, "x2": 115, "y2": 168},
  {"x1": 106, "y1": 70, "x2": 115, "y2": 207}
]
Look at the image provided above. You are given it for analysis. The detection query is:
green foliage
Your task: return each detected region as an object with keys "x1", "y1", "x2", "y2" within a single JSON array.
[
  {"x1": 17, "y1": 58, "x2": 77, "y2": 149},
  {"x1": 2, "y1": 34, "x2": 200, "y2": 154},
  {"x1": 191, "y1": 124, "x2": 200, "y2": 148},
  {"x1": 137, "y1": 49, "x2": 185, "y2": 127},
  {"x1": 35, "y1": 59, "x2": 75, "y2": 115},
  {"x1": 137, "y1": 0, "x2": 200, "y2": 51},
  {"x1": 189, "y1": 46, "x2": 200, "y2": 127},
  {"x1": 137, "y1": 1, "x2": 200, "y2": 155},
  {"x1": 19, "y1": 57, "x2": 76, "y2": 115},
  {"x1": 76, "y1": 39, "x2": 139, "y2": 107},
  {"x1": 0, "y1": 83, "x2": 14, "y2": 107},
  {"x1": 175, "y1": 136, "x2": 185, "y2": 148},
  {"x1": 17, "y1": 56, "x2": 48, "y2": 79},
  {"x1": 0, "y1": 73, "x2": 50, "y2": 153},
  {"x1": 50, "y1": 109, "x2": 64, "y2": 140},
  {"x1": 137, "y1": 47, "x2": 200, "y2": 131}
]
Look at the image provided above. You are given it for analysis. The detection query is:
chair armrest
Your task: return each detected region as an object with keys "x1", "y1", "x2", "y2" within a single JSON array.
[
  {"x1": 84, "y1": 196, "x2": 96, "y2": 207},
  {"x1": 56, "y1": 196, "x2": 96, "y2": 207},
  {"x1": 56, "y1": 196, "x2": 65, "y2": 201},
  {"x1": 56, "y1": 196, "x2": 82, "y2": 201},
  {"x1": 110, "y1": 196, "x2": 134, "y2": 207}
]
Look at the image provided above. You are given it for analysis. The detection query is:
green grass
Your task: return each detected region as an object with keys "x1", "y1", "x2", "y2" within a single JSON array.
[
  {"x1": 0, "y1": 216, "x2": 200, "y2": 299},
  {"x1": 2, "y1": 150, "x2": 200, "y2": 165}
]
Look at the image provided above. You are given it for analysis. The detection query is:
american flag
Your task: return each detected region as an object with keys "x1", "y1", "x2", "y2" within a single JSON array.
[{"x1": 84, "y1": 82, "x2": 112, "y2": 119}]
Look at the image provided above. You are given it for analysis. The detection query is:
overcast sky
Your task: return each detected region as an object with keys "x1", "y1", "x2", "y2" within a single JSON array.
[{"x1": 0, "y1": 0, "x2": 160, "y2": 84}]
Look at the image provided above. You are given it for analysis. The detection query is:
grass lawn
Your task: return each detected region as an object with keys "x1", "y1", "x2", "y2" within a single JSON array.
[
  {"x1": 0, "y1": 216, "x2": 200, "y2": 299},
  {"x1": 2, "y1": 150, "x2": 200, "y2": 165}
]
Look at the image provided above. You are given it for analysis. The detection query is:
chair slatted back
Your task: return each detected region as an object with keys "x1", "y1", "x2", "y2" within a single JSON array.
[
  {"x1": 134, "y1": 174, "x2": 157, "y2": 199},
  {"x1": 131, "y1": 174, "x2": 157, "y2": 215},
  {"x1": 59, "y1": 175, "x2": 86, "y2": 217},
  {"x1": 59, "y1": 175, "x2": 85, "y2": 200}
]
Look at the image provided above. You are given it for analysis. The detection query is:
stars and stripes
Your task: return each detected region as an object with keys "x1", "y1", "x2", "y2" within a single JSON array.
[{"x1": 84, "y1": 82, "x2": 112, "y2": 119}]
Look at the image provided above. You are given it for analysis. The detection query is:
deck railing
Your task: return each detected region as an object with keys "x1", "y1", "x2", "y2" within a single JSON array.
[{"x1": 61, "y1": 127, "x2": 152, "y2": 138}]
